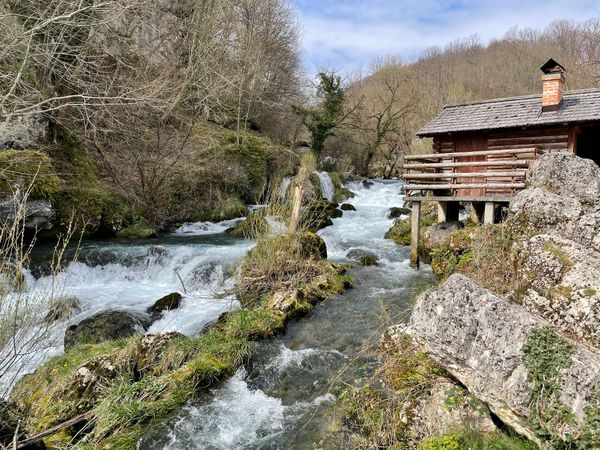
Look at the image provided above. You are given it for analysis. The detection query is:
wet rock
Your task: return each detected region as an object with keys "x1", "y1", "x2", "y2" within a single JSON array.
[
  {"x1": 408, "y1": 274, "x2": 600, "y2": 445},
  {"x1": 387, "y1": 207, "x2": 410, "y2": 219},
  {"x1": 64, "y1": 311, "x2": 146, "y2": 350},
  {"x1": 331, "y1": 208, "x2": 343, "y2": 219},
  {"x1": 362, "y1": 179, "x2": 374, "y2": 189},
  {"x1": 44, "y1": 297, "x2": 82, "y2": 323},
  {"x1": 148, "y1": 292, "x2": 182, "y2": 315},
  {"x1": 340, "y1": 203, "x2": 356, "y2": 211},
  {"x1": 116, "y1": 218, "x2": 157, "y2": 239},
  {"x1": 297, "y1": 232, "x2": 327, "y2": 259},
  {"x1": 422, "y1": 221, "x2": 464, "y2": 251},
  {"x1": 301, "y1": 199, "x2": 337, "y2": 231},
  {"x1": 346, "y1": 249, "x2": 379, "y2": 266}
]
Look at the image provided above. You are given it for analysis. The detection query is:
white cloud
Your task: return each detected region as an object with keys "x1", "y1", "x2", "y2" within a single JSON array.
[{"x1": 294, "y1": 0, "x2": 600, "y2": 73}]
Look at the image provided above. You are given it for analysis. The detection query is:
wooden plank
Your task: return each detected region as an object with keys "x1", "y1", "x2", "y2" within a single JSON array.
[
  {"x1": 403, "y1": 171, "x2": 526, "y2": 180},
  {"x1": 404, "y1": 195, "x2": 514, "y2": 202},
  {"x1": 404, "y1": 148, "x2": 537, "y2": 160},
  {"x1": 404, "y1": 183, "x2": 526, "y2": 190},
  {"x1": 403, "y1": 160, "x2": 531, "y2": 169}
]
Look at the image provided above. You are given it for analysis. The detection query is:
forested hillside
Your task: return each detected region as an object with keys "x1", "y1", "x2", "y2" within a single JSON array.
[
  {"x1": 324, "y1": 19, "x2": 600, "y2": 176},
  {"x1": 0, "y1": 0, "x2": 303, "y2": 234}
]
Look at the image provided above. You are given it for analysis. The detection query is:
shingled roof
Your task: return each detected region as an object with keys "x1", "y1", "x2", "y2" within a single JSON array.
[{"x1": 417, "y1": 88, "x2": 600, "y2": 137}]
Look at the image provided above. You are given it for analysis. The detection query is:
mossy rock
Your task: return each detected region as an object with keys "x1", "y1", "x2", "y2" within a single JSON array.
[
  {"x1": 116, "y1": 218, "x2": 157, "y2": 239},
  {"x1": 148, "y1": 292, "x2": 182, "y2": 315},
  {"x1": 0, "y1": 150, "x2": 60, "y2": 198},
  {"x1": 196, "y1": 194, "x2": 248, "y2": 222},
  {"x1": 44, "y1": 297, "x2": 81, "y2": 323},
  {"x1": 64, "y1": 311, "x2": 146, "y2": 350},
  {"x1": 333, "y1": 187, "x2": 355, "y2": 203},
  {"x1": 228, "y1": 209, "x2": 269, "y2": 238},
  {"x1": 385, "y1": 218, "x2": 412, "y2": 245},
  {"x1": 301, "y1": 199, "x2": 338, "y2": 231},
  {"x1": 347, "y1": 249, "x2": 379, "y2": 266},
  {"x1": 297, "y1": 232, "x2": 328, "y2": 259}
]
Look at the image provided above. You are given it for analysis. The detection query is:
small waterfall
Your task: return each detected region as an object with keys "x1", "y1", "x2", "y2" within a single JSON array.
[
  {"x1": 316, "y1": 172, "x2": 334, "y2": 201},
  {"x1": 277, "y1": 176, "x2": 293, "y2": 198}
]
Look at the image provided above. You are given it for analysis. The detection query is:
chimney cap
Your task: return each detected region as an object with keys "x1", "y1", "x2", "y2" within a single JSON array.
[{"x1": 540, "y1": 58, "x2": 566, "y2": 75}]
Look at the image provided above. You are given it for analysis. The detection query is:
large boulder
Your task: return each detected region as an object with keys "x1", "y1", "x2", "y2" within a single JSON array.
[
  {"x1": 408, "y1": 274, "x2": 600, "y2": 446},
  {"x1": 517, "y1": 234, "x2": 600, "y2": 342},
  {"x1": 421, "y1": 221, "x2": 464, "y2": 251},
  {"x1": 527, "y1": 152, "x2": 600, "y2": 205},
  {"x1": 510, "y1": 153, "x2": 600, "y2": 252},
  {"x1": 64, "y1": 311, "x2": 147, "y2": 350},
  {"x1": 410, "y1": 379, "x2": 496, "y2": 442}
]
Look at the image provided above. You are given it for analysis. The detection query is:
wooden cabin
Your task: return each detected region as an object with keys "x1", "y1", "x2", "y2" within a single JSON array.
[{"x1": 403, "y1": 59, "x2": 600, "y2": 267}]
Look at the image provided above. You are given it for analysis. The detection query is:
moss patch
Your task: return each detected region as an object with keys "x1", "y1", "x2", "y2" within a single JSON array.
[
  {"x1": 116, "y1": 218, "x2": 157, "y2": 239},
  {"x1": 0, "y1": 150, "x2": 60, "y2": 198},
  {"x1": 522, "y1": 326, "x2": 576, "y2": 446}
]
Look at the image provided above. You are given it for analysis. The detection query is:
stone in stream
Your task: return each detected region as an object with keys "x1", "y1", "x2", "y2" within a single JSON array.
[
  {"x1": 148, "y1": 292, "x2": 183, "y2": 315},
  {"x1": 386, "y1": 206, "x2": 410, "y2": 219},
  {"x1": 340, "y1": 203, "x2": 356, "y2": 211},
  {"x1": 406, "y1": 274, "x2": 600, "y2": 446},
  {"x1": 362, "y1": 179, "x2": 374, "y2": 188},
  {"x1": 346, "y1": 249, "x2": 379, "y2": 266},
  {"x1": 64, "y1": 311, "x2": 147, "y2": 350}
]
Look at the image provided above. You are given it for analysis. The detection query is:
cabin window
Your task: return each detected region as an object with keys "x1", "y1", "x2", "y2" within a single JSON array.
[{"x1": 576, "y1": 126, "x2": 600, "y2": 166}]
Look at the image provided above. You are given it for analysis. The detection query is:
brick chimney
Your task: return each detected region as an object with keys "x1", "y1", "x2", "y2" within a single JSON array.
[{"x1": 540, "y1": 58, "x2": 566, "y2": 112}]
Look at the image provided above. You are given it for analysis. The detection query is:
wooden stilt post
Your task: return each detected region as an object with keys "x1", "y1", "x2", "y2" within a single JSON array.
[
  {"x1": 437, "y1": 201, "x2": 448, "y2": 223},
  {"x1": 410, "y1": 201, "x2": 421, "y2": 269},
  {"x1": 484, "y1": 201, "x2": 495, "y2": 225}
]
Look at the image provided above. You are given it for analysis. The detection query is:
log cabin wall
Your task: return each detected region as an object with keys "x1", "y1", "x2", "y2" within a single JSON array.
[{"x1": 430, "y1": 126, "x2": 571, "y2": 197}]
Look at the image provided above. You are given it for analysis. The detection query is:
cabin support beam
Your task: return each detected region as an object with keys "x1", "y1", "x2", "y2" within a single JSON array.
[
  {"x1": 484, "y1": 202, "x2": 495, "y2": 225},
  {"x1": 437, "y1": 201, "x2": 447, "y2": 223},
  {"x1": 410, "y1": 201, "x2": 421, "y2": 269}
]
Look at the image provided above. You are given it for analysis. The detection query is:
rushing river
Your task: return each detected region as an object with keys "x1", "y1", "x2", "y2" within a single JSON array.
[
  {"x1": 146, "y1": 179, "x2": 433, "y2": 449},
  {"x1": 1, "y1": 178, "x2": 433, "y2": 448}
]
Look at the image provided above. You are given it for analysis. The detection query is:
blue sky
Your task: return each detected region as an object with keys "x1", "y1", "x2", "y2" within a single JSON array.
[{"x1": 293, "y1": 0, "x2": 600, "y2": 74}]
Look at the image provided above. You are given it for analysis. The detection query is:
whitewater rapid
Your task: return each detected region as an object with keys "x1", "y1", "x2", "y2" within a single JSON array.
[
  {"x1": 157, "y1": 179, "x2": 433, "y2": 450},
  {"x1": 0, "y1": 227, "x2": 253, "y2": 396}
]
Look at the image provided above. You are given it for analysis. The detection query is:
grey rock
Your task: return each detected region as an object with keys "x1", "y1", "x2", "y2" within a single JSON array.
[
  {"x1": 527, "y1": 152, "x2": 600, "y2": 205},
  {"x1": 408, "y1": 274, "x2": 600, "y2": 444},
  {"x1": 340, "y1": 203, "x2": 356, "y2": 211},
  {"x1": 0, "y1": 195, "x2": 52, "y2": 229},
  {"x1": 346, "y1": 249, "x2": 379, "y2": 265},
  {"x1": 0, "y1": 114, "x2": 48, "y2": 149},
  {"x1": 362, "y1": 179, "x2": 374, "y2": 188},
  {"x1": 387, "y1": 207, "x2": 411, "y2": 219},
  {"x1": 517, "y1": 234, "x2": 600, "y2": 342},
  {"x1": 422, "y1": 221, "x2": 464, "y2": 250},
  {"x1": 410, "y1": 379, "x2": 497, "y2": 442},
  {"x1": 64, "y1": 311, "x2": 147, "y2": 350}
]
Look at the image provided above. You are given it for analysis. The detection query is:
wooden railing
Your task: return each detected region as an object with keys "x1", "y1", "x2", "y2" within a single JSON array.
[{"x1": 401, "y1": 147, "x2": 540, "y2": 200}]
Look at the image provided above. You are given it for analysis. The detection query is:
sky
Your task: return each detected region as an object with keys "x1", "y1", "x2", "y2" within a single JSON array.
[{"x1": 293, "y1": 0, "x2": 600, "y2": 74}]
